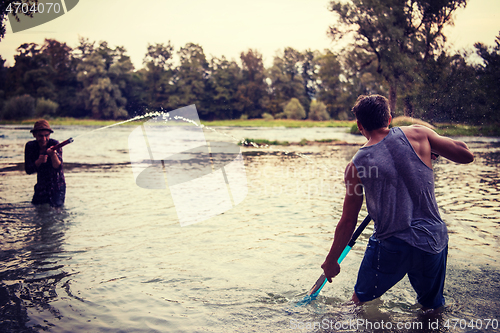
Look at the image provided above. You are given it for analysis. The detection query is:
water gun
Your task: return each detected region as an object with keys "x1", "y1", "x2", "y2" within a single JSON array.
[
  {"x1": 44, "y1": 138, "x2": 74, "y2": 154},
  {"x1": 296, "y1": 215, "x2": 372, "y2": 306}
]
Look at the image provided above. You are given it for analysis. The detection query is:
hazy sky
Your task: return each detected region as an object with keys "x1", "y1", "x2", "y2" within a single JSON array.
[{"x1": 1, "y1": 0, "x2": 499, "y2": 69}]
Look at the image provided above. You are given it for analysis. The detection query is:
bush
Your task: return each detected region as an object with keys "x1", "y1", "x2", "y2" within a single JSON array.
[
  {"x1": 337, "y1": 111, "x2": 349, "y2": 121},
  {"x1": 391, "y1": 116, "x2": 435, "y2": 129},
  {"x1": 284, "y1": 98, "x2": 306, "y2": 120},
  {"x1": 350, "y1": 123, "x2": 361, "y2": 134},
  {"x1": 308, "y1": 100, "x2": 330, "y2": 121},
  {"x1": 240, "y1": 138, "x2": 289, "y2": 146},
  {"x1": 240, "y1": 114, "x2": 248, "y2": 120},
  {"x1": 262, "y1": 112, "x2": 274, "y2": 120},
  {"x1": 36, "y1": 98, "x2": 59, "y2": 117},
  {"x1": 274, "y1": 112, "x2": 286, "y2": 119},
  {"x1": 2, "y1": 94, "x2": 35, "y2": 120},
  {"x1": 0, "y1": 90, "x2": 5, "y2": 114},
  {"x1": 298, "y1": 138, "x2": 308, "y2": 146}
]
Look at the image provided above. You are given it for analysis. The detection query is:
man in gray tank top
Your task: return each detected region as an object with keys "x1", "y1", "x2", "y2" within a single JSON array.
[{"x1": 321, "y1": 95, "x2": 474, "y2": 309}]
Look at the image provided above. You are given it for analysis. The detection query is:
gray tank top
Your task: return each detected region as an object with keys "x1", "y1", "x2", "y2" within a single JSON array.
[{"x1": 352, "y1": 127, "x2": 447, "y2": 254}]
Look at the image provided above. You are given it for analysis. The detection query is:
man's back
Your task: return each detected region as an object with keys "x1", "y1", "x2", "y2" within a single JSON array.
[
  {"x1": 352, "y1": 127, "x2": 447, "y2": 253},
  {"x1": 321, "y1": 95, "x2": 474, "y2": 308}
]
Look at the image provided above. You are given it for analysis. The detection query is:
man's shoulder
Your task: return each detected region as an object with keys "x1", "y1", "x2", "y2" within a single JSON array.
[
  {"x1": 25, "y1": 140, "x2": 38, "y2": 149},
  {"x1": 400, "y1": 124, "x2": 435, "y2": 133},
  {"x1": 399, "y1": 125, "x2": 433, "y2": 141}
]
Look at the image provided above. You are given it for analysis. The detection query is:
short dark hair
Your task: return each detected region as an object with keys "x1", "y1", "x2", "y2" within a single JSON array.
[{"x1": 351, "y1": 95, "x2": 392, "y2": 131}]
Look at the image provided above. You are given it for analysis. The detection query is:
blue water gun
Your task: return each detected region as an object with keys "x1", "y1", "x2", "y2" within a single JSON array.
[{"x1": 296, "y1": 215, "x2": 372, "y2": 306}]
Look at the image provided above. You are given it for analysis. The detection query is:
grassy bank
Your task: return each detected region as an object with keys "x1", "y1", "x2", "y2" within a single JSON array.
[
  {"x1": 240, "y1": 138, "x2": 345, "y2": 146},
  {"x1": 434, "y1": 123, "x2": 500, "y2": 136},
  {"x1": 350, "y1": 117, "x2": 500, "y2": 137},
  {"x1": 2, "y1": 117, "x2": 498, "y2": 136},
  {"x1": 0, "y1": 117, "x2": 354, "y2": 128},
  {"x1": 202, "y1": 119, "x2": 354, "y2": 128},
  {"x1": 0, "y1": 117, "x2": 126, "y2": 127}
]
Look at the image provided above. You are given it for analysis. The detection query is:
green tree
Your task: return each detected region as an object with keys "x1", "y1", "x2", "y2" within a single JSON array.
[
  {"x1": 316, "y1": 50, "x2": 344, "y2": 118},
  {"x1": 332, "y1": 48, "x2": 389, "y2": 119},
  {"x1": 205, "y1": 56, "x2": 243, "y2": 119},
  {"x1": 301, "y1": 49, "x2": 320, "y2": 102},
  {"x1": 329, "y1": 0, "x2": 467, "y2": 115},
  {"x1": 475, "y1": 33, "x2": 500, "y2": 124},
  {"x1": 7, "y1": 42, "x2": 56, "y2": 100},
  {"x1": 413, "y1": 52, "x2": 480, "y2": 123},
  {"x1": 76, "y1": 41, "x2": 129, "y2": 119},
  {"x1": 2, "y1": 94, "x2": 35, "y2": 119},
  {"x1": 308, "y1": 100, "x2": 330, "y2": 121},
  {"x1": 123, "y1": 71, "x2": 148, "y2": 116},
  {"x1": 40, "y1": 39, "x2": 81, "y2": 117},
  {"x1": 0, "y1": 56, "x2": 7, "y2": 111},
  {"x1": 74, "y1": 36, "x2": 95, "y2": 59},
  {"x1": 169, "y1": 43, "x2": 209, "y2": 115},
  {"x1": 142, "y1": 42, "x2": 174, "y2": 110},
  {"x1": 35, "y1": 97, "x2": 58, "y2": 117},
  {"x1": 236, "y1": 49, "x2": 270, "y2": 118},
  {"x1": 109, "y1": 45, "x2": 139, "y2": 116},
  {"x1": 3, "y1": 39, "x2": 81, "y2": 118},
  {"x1": 268, "y1": 47, "x2": 307, "y2": 116}
]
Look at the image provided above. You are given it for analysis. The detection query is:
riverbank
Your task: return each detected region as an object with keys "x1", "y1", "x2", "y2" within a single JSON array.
[
  {"x1": 1, "y1": 117, "x2": 498, "y2": 137},
  {"x1": 0, "y1": 117, "x2": 353, "y2": 128}
]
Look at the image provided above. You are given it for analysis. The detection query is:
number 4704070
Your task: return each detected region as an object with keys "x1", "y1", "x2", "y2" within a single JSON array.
[
  {"x1": 444, "y1": 319, "x2": 498, "y2": 330},
  {"x1": 6, "y1": 2, "x2": 62, "y2": 14}
]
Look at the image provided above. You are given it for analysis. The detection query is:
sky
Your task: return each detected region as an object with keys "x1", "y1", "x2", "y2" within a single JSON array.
[{"x1": 1, "y1": 0, "x2": 499, "y2": 69}]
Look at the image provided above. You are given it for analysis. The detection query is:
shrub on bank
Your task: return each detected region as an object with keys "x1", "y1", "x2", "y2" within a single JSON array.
[
  {"x1": 308, "y1": 100, "x2": 330, "y2": 121},
  {"x1": 2, "y1": 94, "x2": 35, "y2": 120},
  {"x1": 262, "y1": 112, "x2": 274, "y2": 120},
  {"x1": 36, "y1": 98, "x2": 59, "y2": 117},
  {"x1": 284, "y1": 98, "x2": 306, "y2": 120}
]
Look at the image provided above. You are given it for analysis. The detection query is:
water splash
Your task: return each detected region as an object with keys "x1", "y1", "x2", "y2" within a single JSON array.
[
  {"x1": 170, "y1": 114, "x2": 313, "y2": 160},
  {"x1": 70, "y1": 110, "x2": 315, "y2": 164},
  {"x1": 72, "y1": 111, "x2": 167, "y2": 140}
]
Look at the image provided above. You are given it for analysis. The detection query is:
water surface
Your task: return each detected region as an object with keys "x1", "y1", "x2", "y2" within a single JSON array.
[{"x1": 1, "y1": 125, "x2": 499, "y2": 332}]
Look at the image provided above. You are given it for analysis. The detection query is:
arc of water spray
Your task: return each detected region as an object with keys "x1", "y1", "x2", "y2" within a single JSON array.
[
  {"x1": 61, "y1": 108, "x2": 351, "y2": 306},
  {"x1": 72, "y1": 111, "x2": 167, "y2": 141},
  {"x1": 86, "y1": 110, "x2": 316, "y2": 161}
]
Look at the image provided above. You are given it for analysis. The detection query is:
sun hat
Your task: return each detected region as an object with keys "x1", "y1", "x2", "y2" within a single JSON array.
[{"x1": 30, "y1": 119, "x2": 54, "y2": 133}]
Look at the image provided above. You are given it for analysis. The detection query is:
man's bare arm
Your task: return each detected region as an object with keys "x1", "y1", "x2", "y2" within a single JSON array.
[
  {"x1": 425, "y1": 127, "x2": 474, "y2": 164},
  {"x1": 321, "y1": 162, "x2": 364, "y2": 282},
  {"x1": 403, "y1": 125, "x2": 474, "y2": 165}
]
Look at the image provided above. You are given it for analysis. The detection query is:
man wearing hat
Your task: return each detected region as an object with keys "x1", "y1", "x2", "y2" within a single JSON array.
[{"x1": 24, "y1": 119, "x2": 66, "y2": 207}]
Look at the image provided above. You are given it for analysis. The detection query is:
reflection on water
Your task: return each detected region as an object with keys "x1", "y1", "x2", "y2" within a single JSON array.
[
  {"x1": 0, "y1": 204, "x2": 70, "y2": 331},
  {"x1": 0, "y1": 126, "x2": 499, "y2": 333}
]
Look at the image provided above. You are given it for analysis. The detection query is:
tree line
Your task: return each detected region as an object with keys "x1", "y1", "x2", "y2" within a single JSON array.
[{"x1": 0, "y1": 0, "x2": 499, "y2": 124}]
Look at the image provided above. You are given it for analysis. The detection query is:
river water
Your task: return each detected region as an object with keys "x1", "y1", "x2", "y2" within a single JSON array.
[{"x1": 0, "y1": 124, "x2": 499, "y2": 333}]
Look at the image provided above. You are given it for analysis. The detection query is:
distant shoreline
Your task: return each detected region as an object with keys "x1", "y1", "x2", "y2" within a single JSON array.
[
  {"x1": 1, "y1": 117, "x2": 498, "y2": 137},
  {"x1": 0, "y1": 117, "x2": 354, "y2": 128}
]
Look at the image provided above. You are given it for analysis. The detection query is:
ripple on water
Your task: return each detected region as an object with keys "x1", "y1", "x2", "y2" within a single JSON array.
[{"x1": 0, "y1": 127, "x2": 499, "y2": 332}]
